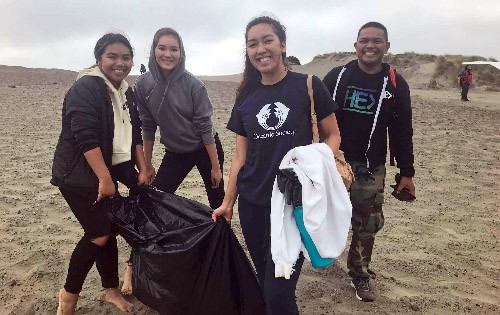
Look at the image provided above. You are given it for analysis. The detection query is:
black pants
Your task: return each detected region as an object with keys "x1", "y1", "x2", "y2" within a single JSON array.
[
  {"x1": 238, "y1": 197, "x2": 304, "y2": 315},
  {"x1": 461, "y1": 83, "x2": 470, "y2": 100},
  {"x1": 60, "y1": 161, "x2": 139, "y2": 294},
  {"x1": 154, "y1": 134, "x2": 225, "y2": 209}
]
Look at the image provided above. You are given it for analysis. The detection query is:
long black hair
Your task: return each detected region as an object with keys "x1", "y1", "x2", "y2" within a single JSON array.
[{"x1": 235, "y1": 15, "x2": 288, "y2": 105}]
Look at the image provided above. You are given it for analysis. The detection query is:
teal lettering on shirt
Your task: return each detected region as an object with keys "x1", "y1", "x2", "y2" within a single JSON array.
[{"x1": 343, "y1": 86, "x2": 378, "y2": 115}]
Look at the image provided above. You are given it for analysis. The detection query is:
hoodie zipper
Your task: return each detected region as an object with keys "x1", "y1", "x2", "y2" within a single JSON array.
[{"x1": 364, "y1": 76, "x2": 388, "y2": 173}]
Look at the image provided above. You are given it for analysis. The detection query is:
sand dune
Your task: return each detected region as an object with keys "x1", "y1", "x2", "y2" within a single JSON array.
[
  {"x1": 201, "y1": 52, "x2": 500, "y2": 92},
  {"x1": 0, "y1": 54, "x2": 499, "y2": 314}
]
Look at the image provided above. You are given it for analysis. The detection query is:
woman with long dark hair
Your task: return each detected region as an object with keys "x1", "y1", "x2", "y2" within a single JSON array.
[{"x1": 212, "y1": 15, "x2": 341, "y2": 314}]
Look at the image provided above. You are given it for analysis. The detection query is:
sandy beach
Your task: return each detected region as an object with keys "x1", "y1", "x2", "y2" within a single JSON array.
[{"x1": 0, "y1": 53, "x2": 499, "y2": 314}]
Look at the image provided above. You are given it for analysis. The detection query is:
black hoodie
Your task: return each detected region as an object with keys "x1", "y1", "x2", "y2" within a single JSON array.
[{"x1": 323, "y1": 61, "x2": 415, "y2": 177}]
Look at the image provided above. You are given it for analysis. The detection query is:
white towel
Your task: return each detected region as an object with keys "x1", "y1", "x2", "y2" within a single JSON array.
[{"x1": 271, "y1": 143, "x2": 352, "y2": 279}]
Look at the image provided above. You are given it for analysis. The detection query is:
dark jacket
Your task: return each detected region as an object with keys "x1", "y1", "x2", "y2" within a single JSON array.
[
  {"x1": 323, "y1": 61, "x2": 415, "y2": 177},
  {"x1": 51, "y1": 75, "x2": 142, "y2": 198},
  {"x1": 458, "y1": 68, "x2": 473, "y2": 85}
]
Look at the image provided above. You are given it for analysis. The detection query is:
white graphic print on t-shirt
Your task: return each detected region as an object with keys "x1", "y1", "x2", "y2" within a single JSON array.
[{"x1": 254, "y1": 102, "x2": 295, "y2": 140}]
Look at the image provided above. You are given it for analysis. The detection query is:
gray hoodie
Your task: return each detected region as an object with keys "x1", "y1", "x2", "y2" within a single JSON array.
[{"x1": 135, "y1": 32, "x2": 216, "y2": 153}]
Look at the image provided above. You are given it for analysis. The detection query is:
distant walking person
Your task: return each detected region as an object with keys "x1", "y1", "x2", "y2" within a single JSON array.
[
  {"x1": 323, "y1": 21, "x2": 416, "y2": 302},
  {"x1": 458, "y1": 65, "x2": 473, "y2": 101},
  {"x1": 140, "y1": 63, "x2": 146, "y2": 74},
  {"x1": 51, "y1": 32, "x2": 150, "y2": 314}
]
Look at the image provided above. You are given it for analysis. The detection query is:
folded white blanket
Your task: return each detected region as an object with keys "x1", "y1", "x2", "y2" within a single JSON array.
[{"x1": 271, "y1": 143, "x2": 352, "y2": 279}]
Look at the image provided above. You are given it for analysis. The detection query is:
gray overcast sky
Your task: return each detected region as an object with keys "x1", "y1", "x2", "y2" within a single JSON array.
[{"x1": 1, "y1": 0, "x2": 499, "y2": 75}]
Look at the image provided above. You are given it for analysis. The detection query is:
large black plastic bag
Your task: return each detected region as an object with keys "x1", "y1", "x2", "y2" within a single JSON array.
[{"x1": 109, "y1": 186, "x2": 266, "y2": 315}]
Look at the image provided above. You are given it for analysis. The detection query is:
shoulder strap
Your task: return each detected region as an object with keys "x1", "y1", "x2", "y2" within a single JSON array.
[
  {"x1": 387, "y1": 65, "x2": 398, "y2": 109},
  {"x1": 389, "y1": 66, "x2": 397, "y2": 89},
  {"x1": 387, "y1": 65, "x2": 399, "y2": 167},
  {"x1": 307, "y1": 75, "x2": 319, "y2": 143}
]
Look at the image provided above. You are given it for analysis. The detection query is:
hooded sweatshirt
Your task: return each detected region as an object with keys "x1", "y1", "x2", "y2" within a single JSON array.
[
  {"x1": 323, "y1": 61, "x2": 414, "y2": 177},
  {"x1": 135, "y1": 32, "x2": 216, "y2": 153},
  {"x1": 77, "y1": 66, "x2": 132, "y2": 165}
]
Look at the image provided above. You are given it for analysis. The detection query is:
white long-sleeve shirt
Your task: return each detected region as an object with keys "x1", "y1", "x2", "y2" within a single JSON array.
[{"x1": 271, "y1": 143, "x2": 352, "y2": 279}]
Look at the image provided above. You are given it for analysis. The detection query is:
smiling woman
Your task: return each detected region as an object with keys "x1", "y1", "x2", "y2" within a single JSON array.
[
  {"x1": 97, "y1": 43, "x2": 133, "y2": 88},
  {"x1": 93, "y1": 34, "x2": 134, "y2": 86},
  {"x1": 212, "y1": 15, "x2": 342, "y2": 315},
  {"x1": 51, "y1": 32, "x2": 149, "y2": 314},
  {"x1": 121, "y1": 27, "x2": 226, "y2": 296},
  {"x1": 245, "y1": 22, "x2": 287, "y2": 84},
  {"x1": 154, "y1": 34, "x2": 181, "y2": 78}
]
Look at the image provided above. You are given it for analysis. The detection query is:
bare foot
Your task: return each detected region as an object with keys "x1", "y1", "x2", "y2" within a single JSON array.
[
  {"x1": 104, "y1": 288, "x2": 134, "y2": 313},
  {"x1": 57, "y1": 288, "x2": 79, "y2": 315},
  {"x1": 121, "y1": 264, "x2": 133, "y2": 295}
]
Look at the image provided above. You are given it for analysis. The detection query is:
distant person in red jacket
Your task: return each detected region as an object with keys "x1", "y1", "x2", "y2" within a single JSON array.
[{"x1": 458, "y1": 65, "x2": 473, "y2": 101}]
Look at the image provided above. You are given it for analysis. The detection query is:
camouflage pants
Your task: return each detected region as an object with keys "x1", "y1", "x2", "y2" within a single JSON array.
[{"x1": 347, "y1": 162, "x2": 386, "y2": 279}]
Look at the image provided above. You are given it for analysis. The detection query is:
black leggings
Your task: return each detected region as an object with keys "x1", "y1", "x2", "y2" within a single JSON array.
[
  {"x1": 60, "y1": 161, "x2": 139, "y2": 294},
  {"x1": 238, "y1": 197, "x2": 304, "y2": 315},
  {"x1": 154, "y1": 134, "x2": 225, "y2": 209}
]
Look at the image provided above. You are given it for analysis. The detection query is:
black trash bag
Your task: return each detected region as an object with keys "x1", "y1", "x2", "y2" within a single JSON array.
[{"x1": 108, "y1": 186, "x2": 266, "y2": 315}]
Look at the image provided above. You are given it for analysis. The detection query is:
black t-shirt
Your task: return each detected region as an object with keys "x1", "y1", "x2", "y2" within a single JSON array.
[
  {"x1": 227, "y1": 71, "x2": 338, "y2": 206},
  {"x1": 337, "y1": 64, "x2": 388, "y2": 163},
  {"x1": 324, "y1": 62, "x2": 414, "y2": 176}
]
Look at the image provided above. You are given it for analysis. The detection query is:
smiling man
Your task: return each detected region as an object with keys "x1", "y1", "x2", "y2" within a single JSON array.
[{"x1": 323, "y1": 22, "x2": 416, "y2": 302}]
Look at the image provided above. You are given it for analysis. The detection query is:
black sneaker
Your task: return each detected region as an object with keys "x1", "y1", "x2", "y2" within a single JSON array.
[{"x1": 351, "y1": 277, "x2": 376, "y2": 302}]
